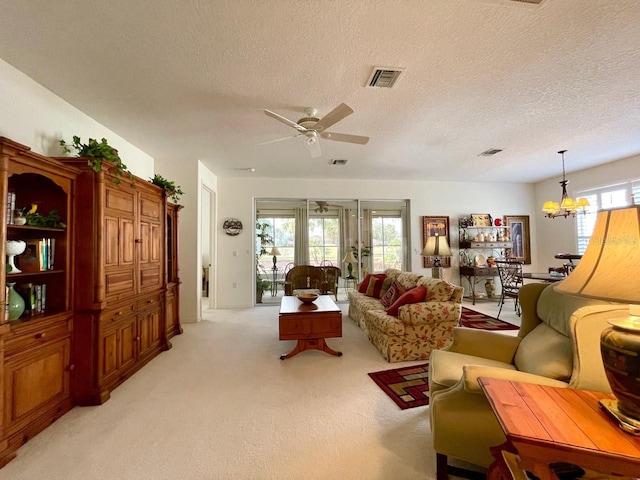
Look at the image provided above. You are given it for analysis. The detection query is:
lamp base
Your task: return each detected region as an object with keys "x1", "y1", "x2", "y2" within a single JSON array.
[
  {"x1": 431, "y1": 266, "x2": 443, "y2": 279},
  {"x1": 599, "y1": 399, "x2": 640, "y2": 435}
]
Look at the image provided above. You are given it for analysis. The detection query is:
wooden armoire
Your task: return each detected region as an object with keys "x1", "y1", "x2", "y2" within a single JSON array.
[{"x1": 58, "y1": 157, "x2": 181, "y2": 405}]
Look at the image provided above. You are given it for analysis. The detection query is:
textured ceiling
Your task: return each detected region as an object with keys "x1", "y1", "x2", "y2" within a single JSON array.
[{"x1": 1, "y1": 0, "x2": 639, "y2": 183}]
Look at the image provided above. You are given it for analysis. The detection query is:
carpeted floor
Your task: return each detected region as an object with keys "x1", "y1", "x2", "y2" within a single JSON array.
[{"x1": 369, "y1": 307, "x2": 519, "y2": 409}]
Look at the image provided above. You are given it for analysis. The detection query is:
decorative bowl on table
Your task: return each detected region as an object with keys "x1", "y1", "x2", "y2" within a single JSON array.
[{"x1": 296, "y1": 293, "x2": 319, "y2": 304}]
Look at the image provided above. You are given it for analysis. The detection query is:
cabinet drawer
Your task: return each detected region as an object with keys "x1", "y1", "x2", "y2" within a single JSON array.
[
  {"x1": 101, "y1": 303, "x2": 136, "y2": 324},
  {"x1": 5, "y1": 318, "x2": 72, "y2": 356},
  {"x1": 137, "y1": 293, "x2": 162, "y2": 312}
]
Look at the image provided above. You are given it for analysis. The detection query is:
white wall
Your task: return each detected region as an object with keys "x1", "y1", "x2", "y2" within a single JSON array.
[
  {"x1": 0, "y1": 58, "x2": 153, "y2": 178},
  {"x1": 216, "y1": 177, "x2": 536, "y2": 308},
  {"x1": 535, "y1": 153, "x2": 640, "y2": 267}
]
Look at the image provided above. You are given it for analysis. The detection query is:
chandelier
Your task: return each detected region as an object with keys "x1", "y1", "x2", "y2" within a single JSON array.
[{"x1": 542, "y1": 150, "x2": 589, "y2": 219}]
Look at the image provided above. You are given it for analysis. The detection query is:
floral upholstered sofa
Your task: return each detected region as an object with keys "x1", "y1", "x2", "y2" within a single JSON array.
[{"x1": 348, "y1": 269, "x2": 464, "y2": 362}]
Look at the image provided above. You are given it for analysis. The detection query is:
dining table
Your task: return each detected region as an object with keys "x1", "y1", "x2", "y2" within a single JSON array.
[{"x1": 520, "y1": 272, "x2": 564, "y2": 283}]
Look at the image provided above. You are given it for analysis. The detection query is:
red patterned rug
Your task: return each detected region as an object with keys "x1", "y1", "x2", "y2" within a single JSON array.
[
  {"x1": 368, "y1": 308, "x2": 518, "y2": 410},
  {"x1": 459, "y1": 307, "x2": 519, "y2": 330}
]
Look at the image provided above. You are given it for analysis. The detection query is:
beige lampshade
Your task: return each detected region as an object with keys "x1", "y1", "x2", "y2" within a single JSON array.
[
  {"x1": 269, "y1": 246, "x2": 281, "y2": 256},
  {"x1": 342, "y1": 251, "x2": 358, "y2": 264},
  {"x1": 421, "y1": 234, "x2": 452, "y2": 257},
  {"x1": 555, "y1": 205, "x2": 640, "y2": 304}
]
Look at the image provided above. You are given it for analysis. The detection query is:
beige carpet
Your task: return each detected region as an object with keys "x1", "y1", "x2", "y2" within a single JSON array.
[{"x1": 0, "y1": 301, "x2": 506, "y2": 479}]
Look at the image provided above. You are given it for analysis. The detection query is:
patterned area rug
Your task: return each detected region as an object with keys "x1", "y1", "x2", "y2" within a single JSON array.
[
  {"x1": 368, "y1": 308, "x2": 518, "y2": 410},
  {"x1": 460, "y1": 307, "x2": 518, "y2": 330}
]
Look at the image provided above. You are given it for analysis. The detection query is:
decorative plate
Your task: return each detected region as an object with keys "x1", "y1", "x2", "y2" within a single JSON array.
[
  {"x1": 474, "y1": 254, "x2": 486, "y2": 266},
  {"x1": 223, "y1": 218, "x2": 243, "y2": 236}
]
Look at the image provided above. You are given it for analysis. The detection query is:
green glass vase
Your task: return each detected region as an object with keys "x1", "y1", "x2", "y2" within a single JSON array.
[{"x1": 7, "y1": 282, "x2": 25, "y2": 321}]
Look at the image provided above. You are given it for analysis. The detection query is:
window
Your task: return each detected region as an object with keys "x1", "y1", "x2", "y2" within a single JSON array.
[
  {"x1": 371, "y1": 215, "x2": 403, "y2": 271},
  {"x1": 308, "y1": 216, "x2": 339, "y2": 265},
  {"x1": 576, "y1": 180, "x2": 640, "y2": 254},
  {"x1": 256, "y1": 216, "x2": 295, "y2": 274}
]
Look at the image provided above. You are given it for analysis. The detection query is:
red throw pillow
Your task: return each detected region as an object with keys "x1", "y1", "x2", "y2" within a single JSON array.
[
  {"x1": 358, "y1": 273, "x2": 386, "y2": 294},
  {"x1": 380, "y1": 280, "x2": 406, "y2": 308},
  {"x1": 385, "y1": 285, "x2": 427, "y2": 316}
]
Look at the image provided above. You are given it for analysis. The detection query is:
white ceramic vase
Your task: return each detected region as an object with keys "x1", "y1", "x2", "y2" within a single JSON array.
[{"x1": 6, "y1": 240, "x2": 26, "y2": 274}]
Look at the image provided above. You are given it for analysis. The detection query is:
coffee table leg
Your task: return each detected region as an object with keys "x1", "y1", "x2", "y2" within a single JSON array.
[{"x1": 280, "y1": 338, "x2": 343, "y2": 360}]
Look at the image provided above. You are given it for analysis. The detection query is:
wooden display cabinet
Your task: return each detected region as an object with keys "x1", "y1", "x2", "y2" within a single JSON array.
[
  {"x1": 58, "y1": 157, "x2": 169, "y2": 405},
  {"x1": 0, "y1": 137, "x2": 78, "y2": 467}
]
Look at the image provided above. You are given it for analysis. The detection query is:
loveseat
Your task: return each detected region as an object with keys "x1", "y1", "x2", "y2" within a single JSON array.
[
  {"x1": 428, "y1": 282, "x2": 628, "y2": 478},
  {"x1": 348, "y1": 269, "x2": 464, "y2": 363}
]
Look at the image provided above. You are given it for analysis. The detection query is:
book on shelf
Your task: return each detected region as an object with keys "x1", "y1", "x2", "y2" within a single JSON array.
[
  {"x1": 16, "y1": 238, "x2": 55, "y2": 272},
  {"x1": 6, "y1": 192, "x2": 15, "y2": 225}
]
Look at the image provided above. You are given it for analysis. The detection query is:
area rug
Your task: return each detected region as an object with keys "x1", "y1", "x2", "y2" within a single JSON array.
[
  {"x1": 368, "y1": 308, "x2": 518, "y2": 410},
  {"x1": 459, "y1": 307, "x2": 518, "y2": 330},
  {"x1": 368, "y1": 363, "x2": 431, "y2": 410}
]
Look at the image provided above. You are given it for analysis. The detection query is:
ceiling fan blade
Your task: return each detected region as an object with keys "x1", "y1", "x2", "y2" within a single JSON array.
[
  {"x1": 320, "y1": 132, "x2": 370, "y2": 145},
  {"x1": 264, "y1": 109, "x2": 307, "y2": 132},
  {"x1": 257, "y1": 134, "x2": 301, "y2": 145},
  {"x1": 312, "y1": 103, "x2": 354, "y2": 132},
  {"x1": 306, "y1": 137, "x2": 322, "y2": 158}
]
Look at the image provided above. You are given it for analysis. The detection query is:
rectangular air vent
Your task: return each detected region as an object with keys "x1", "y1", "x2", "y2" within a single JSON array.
[
  {"x1": 475, "y1": 0, "x2": 546, "y2": 6},
  {"x1": 330, "y1": 159, "x2": 348, "y2": 165},
  {"x1": 478, "y1": 148, "x2": 504, "y2": 157},
  {"x1": 367, "y1": 67, "x2": 404, "y2": 88}
]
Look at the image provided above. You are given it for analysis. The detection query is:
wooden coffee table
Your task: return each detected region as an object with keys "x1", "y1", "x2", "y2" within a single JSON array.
[{"x1": 278, "y1": 295, "x2": 342, "y2": 360}]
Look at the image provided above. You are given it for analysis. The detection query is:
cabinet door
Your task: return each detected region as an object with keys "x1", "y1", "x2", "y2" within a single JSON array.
[
  {"x1": 104, "y1": 184, "x2": 137, "y2": 299},
  {"x1": 100, "y1": 316, "x2": 137, "y2": 384},
  {"x1": 137, "y1": 306, "x2": 161, "y2": 359},
  {"x1": 4, "y1": 338, "x2": 71, "y2": 435},
  {"x1": 138, "y1": 193, "x2": 163, "y2": 293}
]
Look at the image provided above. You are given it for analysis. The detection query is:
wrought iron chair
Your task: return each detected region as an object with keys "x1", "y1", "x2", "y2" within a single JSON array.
[{"x1": 495, "y1": 260, "x2": 524, "y2": 319}]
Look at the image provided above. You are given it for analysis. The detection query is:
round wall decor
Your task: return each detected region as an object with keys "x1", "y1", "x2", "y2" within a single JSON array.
[{"x1": 223, "y1": 218, "x2": 243, "y2": 236}]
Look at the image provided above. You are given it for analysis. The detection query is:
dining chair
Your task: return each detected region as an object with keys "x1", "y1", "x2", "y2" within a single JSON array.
[
  {"x1": 494, "y1": 260, "x2": 524, "y2": 319},
  {"x1": 320, "y1": 265, "x2": 341, "y2": 301}
]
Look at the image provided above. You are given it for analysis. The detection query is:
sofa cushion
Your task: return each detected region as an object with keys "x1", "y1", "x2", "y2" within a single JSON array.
[
  {"x1": 358, "y1": 273, "x2": 386, "y2": 293},
  {"x1": 514, "y1": 322, "x2": 573, "y2": 381},
  {"x1": 417, "y1": 277, "x2": 457, "y2": 302},
  {"x1": 385, "y1": 285, "x2": 426, "y2": 316},
  {"x1": 380, "y1": 280, "x2": 406, "y2": 309},
  {"x1": 365, "y1": 275, "x2": 387, "y2": 298},
  {"x1": 396, "y1": 272, "x2": 424, "y2": 291}
]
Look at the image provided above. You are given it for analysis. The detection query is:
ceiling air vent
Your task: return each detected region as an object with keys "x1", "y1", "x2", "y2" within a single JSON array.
[
  {"x1": 476, "y1": 0, "x2": 546, "y2": 5},
  {"x1": 478, "y1": 148, "x2": 504, "y2": 157},
  {"x1": 330, "y1": 159, "x2": 348, "y2": 165},
  {"x1": 367, "y1": 67, "x2": 404, "y2": 88}
]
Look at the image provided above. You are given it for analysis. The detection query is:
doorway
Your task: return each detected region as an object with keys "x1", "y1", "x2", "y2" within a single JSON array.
[{"x1": 201, "y1": 186, "x2": 214, "y2": 312}]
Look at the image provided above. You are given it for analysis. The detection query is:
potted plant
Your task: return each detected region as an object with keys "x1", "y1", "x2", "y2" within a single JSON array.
[
  {"x1": 59, "y1": 136, "x2": 132, "y2": 184},
  {"x1": 150, "y1": 174, "x2": 184, "y2": 203},
  {"x1": 256, "y1": 212, "x2": 273, "y2": 302}
]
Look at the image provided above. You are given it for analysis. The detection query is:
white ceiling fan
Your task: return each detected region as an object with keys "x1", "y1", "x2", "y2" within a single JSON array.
[{"x1": 260, "y1": 103, "x2": 370, "y2": 158}]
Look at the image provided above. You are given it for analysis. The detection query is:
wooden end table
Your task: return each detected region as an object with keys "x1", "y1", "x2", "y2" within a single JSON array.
[
  {"x1": 278, "y1": 295, "x2": 342, "y2": 360},
  {"x1": 479, "y1": 377, "x2": 640, "y2": 480}
]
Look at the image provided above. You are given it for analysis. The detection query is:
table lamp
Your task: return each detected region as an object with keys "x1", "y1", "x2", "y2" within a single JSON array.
[
  {"x1": 342, "y1": 251, "x2": 358, "y2": 279},
  {"x1": 555, "y1": 205, "x2": 640, "y2": 429},
  {"x1": 421, "y1": 234, "x2": 452, "y2": 279},
  {"x1": 269, "y1": 246, "x2": 281, "y2": 271}
]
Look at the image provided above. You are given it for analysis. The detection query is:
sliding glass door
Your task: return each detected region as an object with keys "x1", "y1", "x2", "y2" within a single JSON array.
[{"x1": 255, "y1": 198, "x2": 409, "y2": 304}]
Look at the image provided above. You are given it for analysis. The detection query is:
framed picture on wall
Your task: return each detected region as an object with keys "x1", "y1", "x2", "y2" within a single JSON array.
[
  {"x1": 471, "y1": 213, "x2": 492, "y2": 227},
  {"x1": 422, "y1": 216, "x2": 451, "y2": 268},
  {"x1": 504, "y1": 215, "x2": 531, "y2": 264}
]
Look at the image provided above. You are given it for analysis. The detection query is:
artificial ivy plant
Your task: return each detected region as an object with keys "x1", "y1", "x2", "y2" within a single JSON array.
[
  {"x1": 150, "y1": 174, "x2": 184, "y2": 203},
  {"x1": 59, "y1": 136, "x2": 132, "y2": 184}
]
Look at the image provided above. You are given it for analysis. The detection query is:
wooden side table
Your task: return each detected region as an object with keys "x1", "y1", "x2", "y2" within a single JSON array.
[{"x1": 479, "y1": 377, "x2": 640, "y2": 480}]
